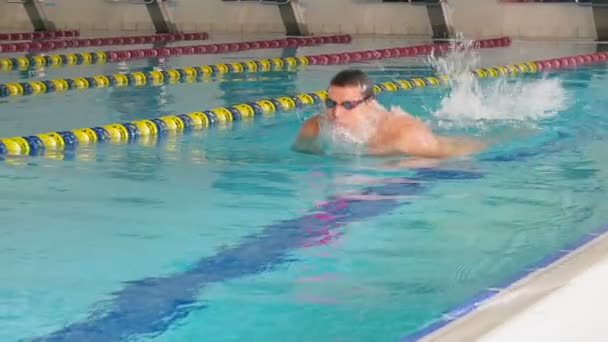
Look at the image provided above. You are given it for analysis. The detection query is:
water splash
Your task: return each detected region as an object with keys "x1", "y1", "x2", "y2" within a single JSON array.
[
  {"x1": 318, "y1": 123, "x2": 368, "y2": 156},
  {"x1": 316, "y1": 106, "x2": 385, "y2": 157},
  {"x1": 426, "y1": 35, "x2": 570, "y2": 128}
]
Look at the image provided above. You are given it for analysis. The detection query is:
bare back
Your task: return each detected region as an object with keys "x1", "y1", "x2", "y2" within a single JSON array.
[{"x1": 367, "y1": 108, "x2": 485, "y2": 158}]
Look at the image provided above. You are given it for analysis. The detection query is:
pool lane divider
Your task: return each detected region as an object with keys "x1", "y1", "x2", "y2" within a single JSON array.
[
  {"x1": 0, "y1": 34, "x2": 350, "y2": 71},
  {"x1": 3, "y1": 48, "x2": 605, "y2": 158},
  {"x1": 0, "y1": 31, "x2": 209, "y2": 54},
  {"x1": 0, "y1": 36, "x2": 505, "y2": 96},
  {"x1": 0, "y1": 29, "x2": 79, "y2": 41}
]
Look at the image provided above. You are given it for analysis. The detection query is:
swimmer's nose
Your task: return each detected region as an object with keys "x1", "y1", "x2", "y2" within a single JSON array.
[
  {"x1": 331, "y1": 106, "x2": 347, "y2": 120},
  {"x1": 327, "y1": 107, "x2": 338, "y2": 121}
]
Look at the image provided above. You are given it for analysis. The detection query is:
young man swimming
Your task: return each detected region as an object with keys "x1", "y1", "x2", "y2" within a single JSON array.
[{"x1": 292, "y1": 69, "x2": 485, "y2": 159}]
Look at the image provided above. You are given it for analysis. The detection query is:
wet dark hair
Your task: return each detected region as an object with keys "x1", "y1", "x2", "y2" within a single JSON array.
[{"x1": 329, "y1": 69, "x2": 375, "y2": 99}]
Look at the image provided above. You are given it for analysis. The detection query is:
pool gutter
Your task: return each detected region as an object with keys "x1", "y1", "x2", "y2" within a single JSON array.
[{"x1": 411, "y1": 224, "x2": 608, "y2": 341}]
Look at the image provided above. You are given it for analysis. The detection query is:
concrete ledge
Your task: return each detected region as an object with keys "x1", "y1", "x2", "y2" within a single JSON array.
[
  {"x1": 502, "y1": 3, "x2": 596, "y2": 40},
  {"x1": 171, "y1": 1, "x2": 284, "y2": 34},
  {"x1": 0, "y1": 0, "x2": 603, "y2": 40},
  {"x1": 305, "y1": 0, "x2": 433, "y2": 36},
  {"x1": 41, "y1": 0, "x2": 153, "y2": 35},
  {"x1": 0, "y1": 3, "x2": 33, "y2": 31},
  {"x1": 419, "y1": 228, "x2": 608, "y2": 341},
  {"x1": 445, "y1": 0, "x2": 598, "y2": 40}
]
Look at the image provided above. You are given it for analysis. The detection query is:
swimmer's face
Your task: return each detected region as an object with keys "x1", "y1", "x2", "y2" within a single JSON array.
[{"x1": 325, "y1": 85, "x2": 374, "y2": 131}]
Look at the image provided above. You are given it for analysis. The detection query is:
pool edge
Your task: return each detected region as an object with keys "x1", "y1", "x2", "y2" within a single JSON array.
[{"x1": 405, "y1": 224, "x2": 608, "y2": 342}]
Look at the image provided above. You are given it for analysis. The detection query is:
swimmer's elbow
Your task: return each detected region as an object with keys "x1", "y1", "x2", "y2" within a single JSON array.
[{"x1": 290, "y1": 140, "x2": 306, "y2": 153}]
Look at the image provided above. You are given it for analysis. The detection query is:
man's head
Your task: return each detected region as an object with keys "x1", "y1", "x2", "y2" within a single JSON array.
[{"x1": 324, "y1": 69, "x2": 377, "y2": 132}]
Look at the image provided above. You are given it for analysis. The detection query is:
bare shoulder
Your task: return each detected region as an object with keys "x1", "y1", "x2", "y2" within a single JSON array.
[
  {"x1": 297, "y1": 114, "x2": 322, "y2": 138},
  {"x1": 389, "y1": 109, "x2": 429, "y2": 129},
  {"x1": 383, "y1": 114, "x2": 443, "y2": 157},
  {"x1": 292, "y1": 114, "x2": 324, "y2": 154},
  {"x1": 383, "y1": 113, "x2": 433, "y2": 141},
  {"x1": 387, "y1": 114, "x2": 485, "y2": 158}
]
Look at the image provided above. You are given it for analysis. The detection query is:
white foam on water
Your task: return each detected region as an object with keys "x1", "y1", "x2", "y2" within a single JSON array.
[{"x1": 426, "y1": 36, "x2": 570, "y2": 128}]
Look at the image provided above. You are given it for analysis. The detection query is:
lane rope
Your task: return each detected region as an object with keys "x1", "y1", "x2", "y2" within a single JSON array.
[
  {"x1": 0, "y1": 34, "x2": 351, "y2": 71},
  {"x1": 0, "y1": 29, "x2": 79, "y2": 41},
  {"x1": 0, "y1": 31, "x2": 209, "y2": 54},
  {"x1": 0, "y1": 36, "x2": 505, "y2": 97},
  {"x1": 4, "y1": 47, "x2": 604, "y2": 157}
]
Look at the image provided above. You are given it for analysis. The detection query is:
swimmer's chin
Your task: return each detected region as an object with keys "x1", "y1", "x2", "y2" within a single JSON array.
[{"x1": 328, "y1": 121, "x2": 354, "y2": 132}]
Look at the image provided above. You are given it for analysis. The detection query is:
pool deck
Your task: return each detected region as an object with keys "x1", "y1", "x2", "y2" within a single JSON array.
[{"x1": 419, "y1": 227, "x2": 608, "y2": 342}]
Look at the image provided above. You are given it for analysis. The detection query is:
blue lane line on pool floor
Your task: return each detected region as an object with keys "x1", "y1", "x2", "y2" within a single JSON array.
[{"x1": 30, "y1": 168, "x2": 483, "y2": 342}]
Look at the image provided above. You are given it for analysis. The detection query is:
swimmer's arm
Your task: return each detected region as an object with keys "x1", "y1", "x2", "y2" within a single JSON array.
[
  {"x1": 392, "y1": 123, "x2": 447, "y2": 158},
  {"x1": 291, "y1": 115, "x2": 323, "y2": 154},
  {"x1": 383, "y1": 157, "x2": 442, "y2": 169},
  {"x1": 394, "y1": 128, "x2": 485, "y2": 159}
]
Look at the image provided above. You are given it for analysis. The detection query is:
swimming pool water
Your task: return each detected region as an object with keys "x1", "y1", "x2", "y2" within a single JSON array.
[{"x1": 1, "y1": 36, "x2": 608, "y2": 342}]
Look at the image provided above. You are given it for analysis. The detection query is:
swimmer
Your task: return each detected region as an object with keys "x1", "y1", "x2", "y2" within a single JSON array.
[{"x1": 292, "y1": 69, "x2": 486, "y2": 161}]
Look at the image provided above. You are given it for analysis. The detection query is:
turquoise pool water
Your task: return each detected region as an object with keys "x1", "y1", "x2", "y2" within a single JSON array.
[{"x1": 1, "y1": 36, "x2": 608, "y2": 342}]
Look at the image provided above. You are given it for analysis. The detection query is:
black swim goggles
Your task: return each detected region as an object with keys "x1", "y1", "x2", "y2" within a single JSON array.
[{"x1": 324, "y1": 94, "x2": 374, "y2": 110}]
